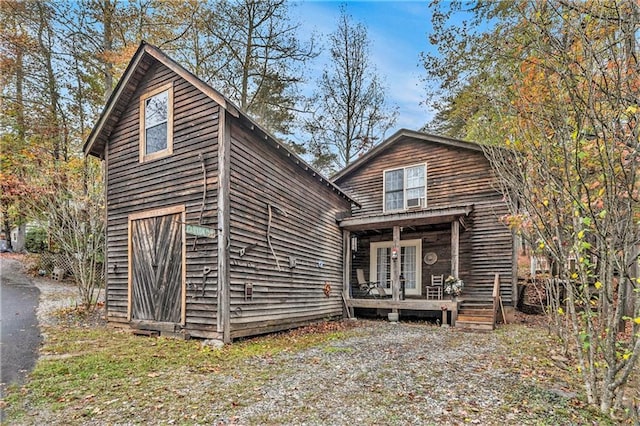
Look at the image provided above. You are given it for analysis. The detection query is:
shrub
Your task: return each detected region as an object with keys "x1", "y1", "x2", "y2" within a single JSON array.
[{"x1": 25, "y1": 227, "x2": 48, "y2": 253}]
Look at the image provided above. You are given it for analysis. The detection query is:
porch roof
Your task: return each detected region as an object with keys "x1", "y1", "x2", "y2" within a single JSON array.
[{"x1": 338, "y1": 204, "x2": 474, "y2": 232}]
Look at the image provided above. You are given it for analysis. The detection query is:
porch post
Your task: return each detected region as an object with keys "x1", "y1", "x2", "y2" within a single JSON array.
[
  {"x1": 451, "y1": 220, "x2": 459, "y2": 278},
  {"x1": 342, "y1": 229, "x2": 354, "y2": 318},
  {"x1": 392, "y1": 226, "x2": 401, "y2": 304}
]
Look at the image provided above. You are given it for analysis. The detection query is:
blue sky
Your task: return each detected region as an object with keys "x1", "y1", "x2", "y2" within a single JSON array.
[{"x1": 291, "y1": 1, "x2": 437, "y2": 135}]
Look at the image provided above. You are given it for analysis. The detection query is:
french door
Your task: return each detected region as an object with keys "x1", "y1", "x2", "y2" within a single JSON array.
[{"x1": 370, "y1": 239, "x2": 422, "y2": 296}]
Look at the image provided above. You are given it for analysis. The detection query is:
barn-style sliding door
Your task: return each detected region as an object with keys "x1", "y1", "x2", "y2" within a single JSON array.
[{"x1": 128, "y1": 206, "x2": 186, "y2": 325}]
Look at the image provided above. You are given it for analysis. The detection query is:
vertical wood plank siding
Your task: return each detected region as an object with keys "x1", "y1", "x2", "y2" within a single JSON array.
[
  {"x1": 337, "y1": 137, "x2": 514, "y2": 304},
  {"x1": 106, "y1": 60, "x2": 219, "y2": 332},
  {"x1": 227, "y1": 123, "x2": 351, "y2": 338}
]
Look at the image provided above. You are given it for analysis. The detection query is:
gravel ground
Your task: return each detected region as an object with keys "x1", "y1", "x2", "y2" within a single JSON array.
[
  {"x1": 221, "y1": 322, "x2": 565, "y2": 426},
  {"x1": 4, "y1": 254, "x2": 613, "y2": 425},
  {"x1": 233, "y1": 323, "x2": 516, "y2": 425},
  {"x1": 16, "y1": 320, "x2": 575, "y2": 426},
  {"x1": 33, "y1": 275, "x2": 89, "y2": 327}
]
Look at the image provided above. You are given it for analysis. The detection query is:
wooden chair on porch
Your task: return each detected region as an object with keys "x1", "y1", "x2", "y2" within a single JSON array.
[
  {"x1": 426, "y1": 274, "x2": 444, "y2": 300},
  {"x1": 356, "y1": 268, "x2": 389, "y2": 298}
]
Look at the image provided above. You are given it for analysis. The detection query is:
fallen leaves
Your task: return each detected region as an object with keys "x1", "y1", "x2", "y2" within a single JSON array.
[{"x1": 2, "y1": 319, "x2": 627, "y2": 425}]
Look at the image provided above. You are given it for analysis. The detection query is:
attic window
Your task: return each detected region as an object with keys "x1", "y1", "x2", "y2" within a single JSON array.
[
  {"x1": 140, "y1": 83, "x2": 173, "y2": 162},
  {"x1": 383, "y1": 163, "x2": 426, "y2": 212}
]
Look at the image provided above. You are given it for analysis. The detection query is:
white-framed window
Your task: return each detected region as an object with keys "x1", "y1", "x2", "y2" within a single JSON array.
[
  {"x1": 139, "y1": 83, "x2": 173, "y2": 162},
  {"x1": 369, "y1": 239, "x2": 422, "y2": 296},
  {"x1": 383, "y1": 163, "x2": 426, "y2": 212}
]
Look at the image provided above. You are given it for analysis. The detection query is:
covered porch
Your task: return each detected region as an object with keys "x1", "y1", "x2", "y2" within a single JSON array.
[{"x1": 340, "y1": 205, "x2": 473, "y2": 325}]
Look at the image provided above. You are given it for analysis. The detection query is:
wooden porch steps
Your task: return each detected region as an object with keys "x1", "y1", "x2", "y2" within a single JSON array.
[
  {"x1": 455, "y1": 305, "x2": 495, "y2": 331},
  {"x1": 454, "y1": 274, "x2": 501, "y2": 331}
]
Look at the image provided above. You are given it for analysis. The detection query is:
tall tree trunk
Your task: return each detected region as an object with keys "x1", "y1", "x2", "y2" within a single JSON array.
[
  {"x1": 240, "y1": 3, "x2": 254, "y2": 110},
  {"x1": 102, "y1": 0, "x2": 115, "y2": 101},
  {"x1": 15, "y1": 47, "x2": 25, "y2": 143},
  {"x1": 36, "y1": 1, "x2": 61, "y2": 163}
]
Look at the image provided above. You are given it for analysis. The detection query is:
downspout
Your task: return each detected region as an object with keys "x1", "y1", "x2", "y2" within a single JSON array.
[{"x1": 217, "y1": 110, "x2": 231, "y2": 343}]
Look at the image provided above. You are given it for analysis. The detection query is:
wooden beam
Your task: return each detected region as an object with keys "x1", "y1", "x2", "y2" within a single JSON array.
[
  {"x1": 451, "y1": 220, "x2": 459, "y2": 277},
  {"x1": 342, "y1": 229, "x2": 354, "y2": 318},
  {"x1": 339, "y1": 205, "x2": 473, "y2": 231},
  {"x1": 129, "y1": 205, "x2": 185, "y2": 221},
  {"x1": 103, "y1": 151, "x2": 109, "y2": 320},
  {"x1": 218, "y1": 110, "x2": 231, "y2": 343},
  {"x1": 347, "y1": 299, "x2": 458, "y2": 326},
  {"x1": 391, "y1": 226, "x2": 401, "y2": 305},
  {"x1": 347, "y1": 298, "x2": 458, "y2": 311},
  {"x1": 180, "y1": 209, "x2": 186, "y2": 326},
  {"x1": 511, "y1": 228, "x2": 518, "y2": 308}
]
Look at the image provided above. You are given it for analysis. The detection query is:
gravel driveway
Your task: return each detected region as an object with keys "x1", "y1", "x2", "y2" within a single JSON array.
[
  {"x1": 16, "y1": 319, "x2": 578, "y2": 426},
  {"x1": 222, "y1": 321, "x2": 562, "y2": 425},
  {"x1": 5, "y1": 255, "x2": 595, "y2": 425}
]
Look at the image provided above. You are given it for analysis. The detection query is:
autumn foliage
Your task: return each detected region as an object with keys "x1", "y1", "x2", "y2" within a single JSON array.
[{"x1": 425, "y1": 0, "x2": 639, "y2": 417}]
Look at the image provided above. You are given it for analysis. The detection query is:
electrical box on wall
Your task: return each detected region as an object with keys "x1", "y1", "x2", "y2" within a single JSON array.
[{"x1": 244, "y1": 282, "x2": 253, "y2": 301}]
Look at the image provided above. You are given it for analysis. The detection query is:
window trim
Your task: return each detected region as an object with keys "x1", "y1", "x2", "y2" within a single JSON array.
[
  {"x1": 382, "y1": 163, "x2": 427, "y2": 212},
  {"x1": 369, "y1": 239, "x2": 422, "y2": 296},
  {"x1": 139, "y1": 82, "x2": 174, "y2": 163}
]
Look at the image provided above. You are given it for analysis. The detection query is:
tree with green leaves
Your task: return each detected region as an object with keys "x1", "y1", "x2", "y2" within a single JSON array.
[
  {"x1": 304, "y1": 5, "x2": 397, "y2": 175},
  {"x1": 424, "y1": 0, "x2": 639, "y2": 417}
]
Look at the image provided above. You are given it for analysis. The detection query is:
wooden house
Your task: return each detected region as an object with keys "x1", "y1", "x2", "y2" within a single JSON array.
[
  {"x1": 84, "y1": 42, "x2": 354, "y2": 342},
  {"x1": 333, "y1": 130, "x2": 517, "y2": 329}
]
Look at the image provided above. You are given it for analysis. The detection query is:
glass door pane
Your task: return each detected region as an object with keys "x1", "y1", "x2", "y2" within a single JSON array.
[
  {"x1": 375, "y1": 247, "x2": 391, "y2": 289},
  {"x1": 401, "y1": 246, "x2": 417, "y2": 291}
]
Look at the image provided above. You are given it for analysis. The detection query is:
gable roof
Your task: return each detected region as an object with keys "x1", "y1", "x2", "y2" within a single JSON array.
[
  {"x1": 332, "y1": 129, "x2": 484, "y2": 183},
  {"x1": 83, "y1": 41, "x2": 238, "y2": 158},
  {"x1": 84, "y1": 41, "x2": 356, "y2": 205}
]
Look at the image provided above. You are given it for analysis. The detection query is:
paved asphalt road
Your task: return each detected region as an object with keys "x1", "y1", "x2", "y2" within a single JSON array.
[{"x1": 0, "y1": 258, "x2": 42, "y2": 391}]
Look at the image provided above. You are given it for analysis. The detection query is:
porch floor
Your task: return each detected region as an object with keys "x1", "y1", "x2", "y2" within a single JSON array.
[{"x1": 345, "y1": 298, "x2": 458, "y2": 325}]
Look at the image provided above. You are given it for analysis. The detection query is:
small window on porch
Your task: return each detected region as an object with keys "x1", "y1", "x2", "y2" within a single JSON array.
[
  {"x1": 383, "y1": 164, "x2": 426, "y2": 212},
  {"x1": 370, "y1": 239, "x2": 422, "y2": 296}
]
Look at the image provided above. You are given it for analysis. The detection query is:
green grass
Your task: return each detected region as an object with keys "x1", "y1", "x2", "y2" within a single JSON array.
[{"x1": 3, "y1": 321, "x2": 356, "y2": 424}]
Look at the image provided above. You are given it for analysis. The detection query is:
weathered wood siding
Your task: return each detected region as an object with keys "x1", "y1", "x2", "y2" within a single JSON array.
[
  {"x1": 338, "y1": 138, "x2": 497, "y2": 215},
  {"x1": 337, "y1": 136, "x2": 514, "y2": 303},
  {"x1": 105, "y1": 59, "x2": 220, "y2": 333},
  {"x1": 227, "y1": 122, "x2": 351, "y2": 338}
]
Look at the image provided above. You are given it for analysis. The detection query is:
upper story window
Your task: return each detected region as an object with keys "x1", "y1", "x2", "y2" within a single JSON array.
[
  {"x1": 383, "y1": 163, "x2": 426, "y2": 212},
  {"x1": 139, "y1": 83, "x2": 173, "y2": 162}
]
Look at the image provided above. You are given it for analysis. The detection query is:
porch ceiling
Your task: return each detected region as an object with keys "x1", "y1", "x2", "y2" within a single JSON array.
[{"x1": 338, "y1": 205, "x2": 473, "y2": 232}]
